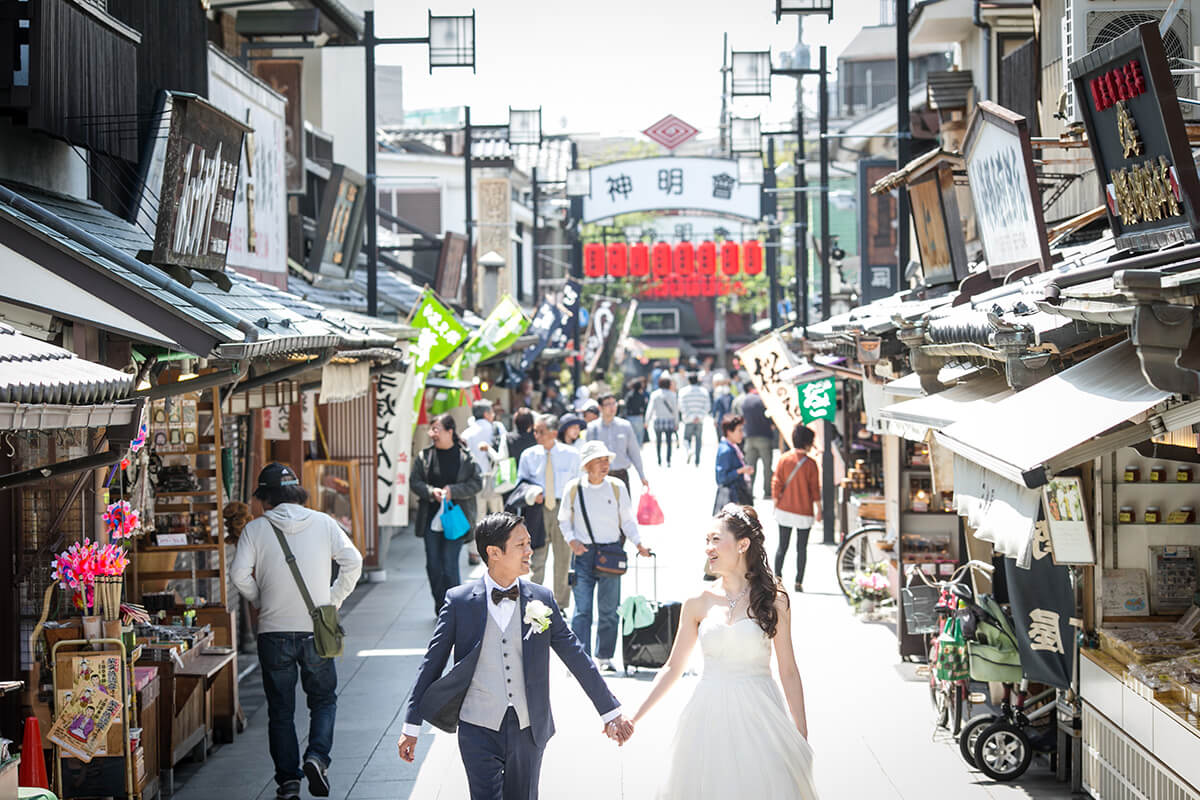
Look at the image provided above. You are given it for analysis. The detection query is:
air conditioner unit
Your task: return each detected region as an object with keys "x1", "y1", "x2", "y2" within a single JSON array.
[{"x1": 1063, "y1": 1, "x2": 1196, "y2": 120}]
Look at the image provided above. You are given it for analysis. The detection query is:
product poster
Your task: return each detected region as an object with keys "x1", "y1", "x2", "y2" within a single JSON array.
[{"x1": 1041, "y1": 476, "x2": 1095, "y2": 565}]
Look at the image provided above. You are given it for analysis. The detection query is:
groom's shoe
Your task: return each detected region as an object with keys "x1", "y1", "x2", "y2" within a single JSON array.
[
  {"x1": 276, "y1": 780, "x2": 301, "y2": 800},
  {"x1": 303, "y1": 757, "x2": 330, "y2": 797}
]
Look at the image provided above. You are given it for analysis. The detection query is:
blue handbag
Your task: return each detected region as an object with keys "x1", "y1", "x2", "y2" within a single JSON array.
[{"x1": 440, "y1": 498, "x2": 471, "y2": 541}]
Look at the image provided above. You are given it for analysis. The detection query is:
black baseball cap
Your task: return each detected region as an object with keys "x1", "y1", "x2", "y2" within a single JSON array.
[{"x1": 254, "y1": 462, "x2": 300, "y2": 499}]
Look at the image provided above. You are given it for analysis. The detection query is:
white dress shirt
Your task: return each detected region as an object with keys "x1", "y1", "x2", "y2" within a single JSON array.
[
  {"x1": 517, "y1": 442, "x2": 582, "y2": 500},
  {"x1": 402, "y1": 572, "x2": 623, "y2": 736}
]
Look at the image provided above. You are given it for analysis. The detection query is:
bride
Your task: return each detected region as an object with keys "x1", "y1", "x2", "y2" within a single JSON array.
[{"x1": 631, "y1": 504, "x2": 819, "y2": 799}]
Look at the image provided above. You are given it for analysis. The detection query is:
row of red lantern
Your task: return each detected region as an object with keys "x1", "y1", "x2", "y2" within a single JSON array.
[
  {"x1": 637, "y1": 276, "x2": 748, "y2": 299},
  {"x1": 583, "y1": 240, "x2": 763, "y2": 279}
]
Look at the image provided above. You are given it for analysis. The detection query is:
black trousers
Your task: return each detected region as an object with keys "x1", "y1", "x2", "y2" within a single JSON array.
[
  {"x1": 459, "y1": 708, "x2": 543, "y2": 800},
  {"x1": 775, "y1": 525, "x2": 812, "y2": 584}
]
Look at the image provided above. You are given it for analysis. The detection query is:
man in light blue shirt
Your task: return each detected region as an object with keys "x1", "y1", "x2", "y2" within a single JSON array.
[{"x1": 517, "y1": 414, "x2": 582, "y2": 607}]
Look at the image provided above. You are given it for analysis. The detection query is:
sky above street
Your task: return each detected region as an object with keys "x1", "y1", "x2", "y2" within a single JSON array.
[{"x1": 377, "y1": 1, "x2": 873, "y2": 137}]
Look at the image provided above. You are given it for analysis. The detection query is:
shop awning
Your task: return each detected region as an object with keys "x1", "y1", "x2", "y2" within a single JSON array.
[
  {"x1": 879, "y1": 372, "x2": 1013, "y2": 441},
  {"x1": 935, "y1": 342, "x2": 1200, "y2": 487}
]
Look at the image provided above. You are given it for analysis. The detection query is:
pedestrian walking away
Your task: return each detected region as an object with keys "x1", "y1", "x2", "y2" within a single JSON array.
[
  {"x1": 711, "y1": 374, "x2": 734, "y2": 440},
  {"x1": 559, "y1": 441, "x2": 652, "y2": 671},
  {"x1": 231, "y1": 463, "x2": 364, "y2": 800},
  {"x1": 463, "y1": 399, "x2": 508, "y2": 566},
  {"x1": 411, "y1": 414, "x2": 483, "y2": 615},
  {"x1": 506, "y1": 407, "x2": 538, "y2": 469},
  {"x1": 623, "y1": 378, "x2": 649, "y2": 445},
  {"x1": 397, "y1": 512, "x2": 635, "y2": 800},
  {"x1": 739, "y1": 382, "x2": 775, "y2": 499},
  {"x1": 678, "y1": 373, "x2": 712, "y2": 466},
  {"x1": 517, "y1": 414, "x2": 582, "y2": 608},
  {"x1": 772, "y1": 423, "x2": 822, "y2": 593},
  {"x1": 646, "y1": 375, "x2": 679, "y2": 468},
  {"x1": 586, "y1": 392, "x2": 650, "y2": 493}
]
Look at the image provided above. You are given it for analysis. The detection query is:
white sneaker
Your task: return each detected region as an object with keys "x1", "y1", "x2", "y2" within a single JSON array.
[{"x1": 597, "y1": 658, "x2": 617, "y2": 673}]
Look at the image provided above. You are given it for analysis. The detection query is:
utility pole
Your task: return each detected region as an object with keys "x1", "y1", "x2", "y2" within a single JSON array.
[
  {"x1": 464, "y1": 105, "x2": 474, "y2": 311},
  {"x1": 570, "y1": 141, "x2": 583, "y2": 395},
  {"x1": 766, "y1": 137, "x2": 779, "y2": 330},
  {"x1": 795, "y1": 33, "x2": 809, "y2": 336},
  {"x1": 719, "y1": 33, "x2": 730, "y2": 154},
  {"x1": 531, "y1": 166, "x2": 540, "y2": 302},
  {"x1": 897, "y1": 0, "x2": 911, "y2": 289},
  {"x1": 364, "y1": 10, "x2": 377, "y2": 317},
  {"x1": 819, "y1": 44, "x2": 835, "y2": 546}
]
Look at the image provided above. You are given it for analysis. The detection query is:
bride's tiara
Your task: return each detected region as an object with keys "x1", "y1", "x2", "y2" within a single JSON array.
[{"x1": 722, "y1": 505, "x2": 759, "y2": 531}]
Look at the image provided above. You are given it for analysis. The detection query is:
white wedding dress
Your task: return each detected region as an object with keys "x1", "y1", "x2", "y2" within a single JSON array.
[{"x1": 657, "y1": 607, "x2": 820, "y2": 799}]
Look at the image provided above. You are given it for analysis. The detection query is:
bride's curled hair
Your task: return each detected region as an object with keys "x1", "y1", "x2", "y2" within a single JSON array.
[{"x1": 715, "y1": 504, "x2": 788, "y2": 637}]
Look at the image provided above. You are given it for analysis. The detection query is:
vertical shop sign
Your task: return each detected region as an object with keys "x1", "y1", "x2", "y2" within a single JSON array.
[
  {"x1": 1005, "y1": 527, "x2": 1075, "y2": 689},
  {"x1": 859, "y1": 158, "x2": 898, "y2": 304},
  {"x1": 736, "y1": 333, "x2": 805, "y2": 433},
  {"x1": 477, "y1": 178, "x2": 511, "y2": 266},
  {"x1": 307, "y1": 164, "x2": 367, "y2": 278},
  {"x1": 1069, "y1": 21, "x2": 1200, "y2": 252},
  {"x1": 519, "y1": 279, "x2": 582, "y2": 370},
  {"x1": 263, "y1": 391, "x2": 315, "y2": 440},
  {"x1": 905, "y1": 155, "x2": 968, "y2": 287},
  {"x1": 153, "y1": 95, "x2": 248, "y2": 272},
  {"x1": 251, "y1": 59, "x2": 305, "y2": 194},
  {"x1": 376, "y1": 371, "x2": 418, "y2": 526},
  {"x1": 962, "y1": 102, "x2": 1052, "y2": 275}
]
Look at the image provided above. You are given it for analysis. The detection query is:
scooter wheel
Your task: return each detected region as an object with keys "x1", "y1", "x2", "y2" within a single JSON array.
[
  {"x1": 974, "y1": 719, "x2": 1033, "y2": 781},
  {"x1": 958, "y1": 714, "x2": 998, "y2": 768}
]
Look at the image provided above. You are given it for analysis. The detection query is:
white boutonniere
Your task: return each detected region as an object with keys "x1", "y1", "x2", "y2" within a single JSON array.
[{"x1": 523, "y1": 599, "x2": 553, "y2": 640}]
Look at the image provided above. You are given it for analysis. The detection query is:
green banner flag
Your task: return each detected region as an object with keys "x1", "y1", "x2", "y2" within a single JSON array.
[
  {"x1": 429, "y1": 296, "x2": 530, "y2": 415},
  {"x1": 409, "y1": 290, "x2": 468, "y2": 373},
  {"x1": 798, "y1": 377, "x2": 836, "y2": 424}
]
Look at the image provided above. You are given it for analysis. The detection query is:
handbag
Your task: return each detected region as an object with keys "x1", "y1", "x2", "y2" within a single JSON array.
[
  {"x1": 935, "y1": 615, "x2": 970, "y2": 682},
  {"x1": 577, "y1": 480, "x2": 628, "y2": 575},
  {"x1": 439, "y1": 498, "x2": 471, "y2": 541},
  {"x1": 492, "y1": 426, "x2": 518, "y2": 494},
  {"x1": 268, "y1": 520, "x2": 345, "y2": 659}
]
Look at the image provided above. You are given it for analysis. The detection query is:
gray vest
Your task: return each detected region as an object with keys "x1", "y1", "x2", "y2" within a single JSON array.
[{"x1": 459, "y1": 602, "x2": 530, "y2": 731}]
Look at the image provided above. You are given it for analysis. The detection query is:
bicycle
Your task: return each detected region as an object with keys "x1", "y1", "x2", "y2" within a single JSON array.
[{"x1": 833, "y1": 523, "x2": 888, "y2": 599}]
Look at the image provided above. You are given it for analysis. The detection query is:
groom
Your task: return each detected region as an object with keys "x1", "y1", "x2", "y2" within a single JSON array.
[{"x1": 398, "y1": 511, "x2": 634, "y2": 799}]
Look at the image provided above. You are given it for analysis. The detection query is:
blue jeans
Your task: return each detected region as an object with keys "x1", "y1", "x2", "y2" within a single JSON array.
[
  {"x1": 625, "y1": 415, "x2": 645, "y2": 444},
  {"x1": 257, "y1": 633, "x2": 337, "y2": 787},
  {"x1": 571, "y1": 549, "x2": 622, "y2": 659},
  {"x1": 424, "y1": 528, "x2": 465, "y2": 612},
  {"x1": 683, "y1": 422, "x2": 704, "y2": 465}
]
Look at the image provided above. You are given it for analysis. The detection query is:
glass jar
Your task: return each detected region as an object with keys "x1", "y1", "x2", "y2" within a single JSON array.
[
  {"x1": 1146, "y1": 506, "x2": 1162, "y2": 524},
  {"x1": 1151, "y1": 465, "x2": 1168, "y2": 482},
  {"x1": 1119, "y1": 506, "x2": 1135, "y2": 524},
  {"x1": 1124, "y1": 465, "x2": 1141, "y2": 482}
]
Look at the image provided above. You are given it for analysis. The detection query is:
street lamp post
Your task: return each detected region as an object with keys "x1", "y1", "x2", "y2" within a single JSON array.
[{"x1": 362, "y1": 9, "x2": 475, "y2": 317}]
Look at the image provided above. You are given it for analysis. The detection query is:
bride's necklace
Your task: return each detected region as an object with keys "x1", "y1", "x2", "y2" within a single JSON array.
[{"x1": 726, "y1": 585, "x2": 750, "y2": 611}]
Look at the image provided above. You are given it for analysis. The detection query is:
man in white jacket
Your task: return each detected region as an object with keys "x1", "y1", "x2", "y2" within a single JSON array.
[{"x1": 232, "y1": 463, "x2": 363, "y2": 800}]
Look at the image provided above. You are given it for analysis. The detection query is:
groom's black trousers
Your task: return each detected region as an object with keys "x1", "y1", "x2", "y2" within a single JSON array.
[{"x1": 458, "y1": 708, "x2": 543, "y2": 800}]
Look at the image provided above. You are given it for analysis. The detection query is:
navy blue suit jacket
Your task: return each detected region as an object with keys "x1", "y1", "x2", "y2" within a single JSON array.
[{"x1": 405, "y1": 577, "x2": 619, "y2": 747}]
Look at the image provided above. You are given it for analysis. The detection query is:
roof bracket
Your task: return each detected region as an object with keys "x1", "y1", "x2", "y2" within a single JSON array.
[{"x1": 1131, "y1": 303, "x2": 1200, "y2": 394}]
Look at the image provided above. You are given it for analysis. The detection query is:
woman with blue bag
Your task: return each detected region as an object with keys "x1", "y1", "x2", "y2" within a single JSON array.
[{"x1": 411, "y1": 414, "x2": 482, "y2": 616}]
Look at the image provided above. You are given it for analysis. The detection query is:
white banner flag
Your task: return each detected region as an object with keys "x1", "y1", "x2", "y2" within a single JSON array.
[{"x1": 376, "y1": 370, "x2": 419, "y2": 527}]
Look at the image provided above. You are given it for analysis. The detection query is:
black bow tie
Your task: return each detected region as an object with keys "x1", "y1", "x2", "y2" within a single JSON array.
[{"x1": 491, "y1": 586, "x2": 519, "y2": 605}]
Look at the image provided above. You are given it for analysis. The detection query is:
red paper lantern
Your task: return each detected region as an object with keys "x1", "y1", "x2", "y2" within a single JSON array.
[
  {"x1": 630, "y1": 242, "x2": 649, "y2": 277},
  {"x1": 720, "y1": 241, "x2": 740, "y2": 276},
  {"x1": 606, "y1": 242, "x2": 627, "y2": 277},
  {"x1": 743, "y1": 241, "x2": 763, "y2": 276},
  {"x1": 697, "y1": 241, "x2": 717, "y2": 275},
  {"x1": 701, "y1": 276, "x2": 717, "y2": 296},
  {"x1": 651, "y1": 242, "x2": 672, "y2": 279},
  {"x1": 667, "y1": 278, "x2": 685, "y2": 297},
  {"x1": 584, "y1": 243, "x2": 606, "y2": 278},
  {"x1": 652, "y1": 280, "x2": 670, "y2": 299},
  {"x1": 673, "y1": 241, "x2": 695, "y2": 277},
  {"x1": 685, "y1": 277, "x2": 702, "y2": 296}
]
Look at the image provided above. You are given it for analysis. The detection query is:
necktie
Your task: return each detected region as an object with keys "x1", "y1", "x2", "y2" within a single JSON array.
[
  {"x1": 492, "y1": 586, "x2": 519, "y2": 604},
  {"x1": 544, "y1": 451, "x2": 557, "y2": 510}
]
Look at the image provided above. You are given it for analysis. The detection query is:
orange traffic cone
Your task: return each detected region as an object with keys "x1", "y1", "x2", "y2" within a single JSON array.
[{"x1": 18, "y1": 715, "x2": 48, "y2": 789}]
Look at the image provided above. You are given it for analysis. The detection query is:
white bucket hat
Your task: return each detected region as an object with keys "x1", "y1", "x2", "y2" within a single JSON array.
[{"x1": 579, "y1": 439, "x2": 616, "y2": 469}]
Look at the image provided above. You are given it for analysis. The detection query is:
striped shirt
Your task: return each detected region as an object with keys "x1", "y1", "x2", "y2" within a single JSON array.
[{"x1": 678, "y1": 385, "x2": 712, "y2": 424}]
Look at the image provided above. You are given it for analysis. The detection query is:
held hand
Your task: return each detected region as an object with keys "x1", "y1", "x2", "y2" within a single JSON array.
[
  {"x1": 637, "y1": 544, "x2": 652, "y2": 558},
  {"x1": 533, "y1": 491, "x2": 545, "y2": 505},
  {"x1": 569, "y1": 540, "x2": 588, "y2": 557},
  {"x1": 604, "y1": 716, "x2": 635, "y2": 745},
  {"x1": 397, "y1": 734, "x2": 418, "y2": 763},
  {"x1": 642, "y1": 479, "x2": 650, "y2": 490},
  {"x1": 479, "y1": 442, "x2": 491, "y2": 452}
]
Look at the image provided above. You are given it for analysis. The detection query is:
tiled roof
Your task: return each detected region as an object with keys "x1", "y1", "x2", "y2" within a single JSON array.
[{"x1": 0, "y1": 322, "x2": 134, "y2": 404}]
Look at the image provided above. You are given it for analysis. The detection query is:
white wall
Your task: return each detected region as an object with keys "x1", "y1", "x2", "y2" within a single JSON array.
[
  {"x1": 320, "y1": 47, "x2": 368, "y2": 173},
  {"x1": 0, "y1": 121, "x2": 88, "y2": 197}
]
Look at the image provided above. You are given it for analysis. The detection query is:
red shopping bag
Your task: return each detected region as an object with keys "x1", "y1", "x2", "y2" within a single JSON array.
[{"x1": 637, "y1": 493, "x2": 665, "y2": 525}]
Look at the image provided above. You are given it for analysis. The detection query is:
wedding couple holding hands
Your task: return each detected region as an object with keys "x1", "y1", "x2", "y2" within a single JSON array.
[{"x1": 398, "y1": 504, "x2": 819, "y2": 799}]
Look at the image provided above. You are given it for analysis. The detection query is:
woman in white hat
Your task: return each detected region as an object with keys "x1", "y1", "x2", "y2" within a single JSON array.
[{"x1": 558, "y1": 440, "x2": 652, "y2": 671}]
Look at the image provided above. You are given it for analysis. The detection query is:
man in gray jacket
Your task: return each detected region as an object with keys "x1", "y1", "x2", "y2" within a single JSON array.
[{"x1": 232, "y1": 463, "x2": 363, "y2": 800}]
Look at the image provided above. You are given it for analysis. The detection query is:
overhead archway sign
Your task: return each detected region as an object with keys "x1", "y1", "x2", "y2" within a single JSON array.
[{"x1": 581, "y1": 157, "x2": 761, "y2": 223}]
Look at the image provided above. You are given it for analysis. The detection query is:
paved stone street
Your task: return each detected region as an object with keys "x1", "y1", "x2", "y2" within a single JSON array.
[{"x1": 173, "y1": 437, "x2": 1071, "y2": 800}]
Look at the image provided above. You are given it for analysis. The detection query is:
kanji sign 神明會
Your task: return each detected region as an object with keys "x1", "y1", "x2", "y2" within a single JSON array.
[
  {"x1": 1069, "y1": 21, "x2": 1200, "y2": 252},
  {"x1": 582, "y1": 157, "x2": 761, "y2": 223}
]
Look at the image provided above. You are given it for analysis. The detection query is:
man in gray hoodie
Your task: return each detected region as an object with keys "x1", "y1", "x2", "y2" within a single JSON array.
[{"x1": 232, "y1": 463, "x2": 363, "y2": 800}]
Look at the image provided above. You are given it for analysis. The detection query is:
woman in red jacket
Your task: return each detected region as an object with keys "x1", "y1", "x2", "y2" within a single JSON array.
[{"x1": 772, "y1": 424, "x2": 822, "y2": 592}]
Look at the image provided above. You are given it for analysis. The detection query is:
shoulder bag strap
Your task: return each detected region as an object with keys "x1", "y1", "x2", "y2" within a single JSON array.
[
  {"x1": 267, "y1": 519, "x2": 318, "y2": 617},
  {"x1": 780, "y1": 455, "x2": 807, "y2": 495},
  {"x1": 577, "y1": 482, "x2": 599, "y2": 547}
]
